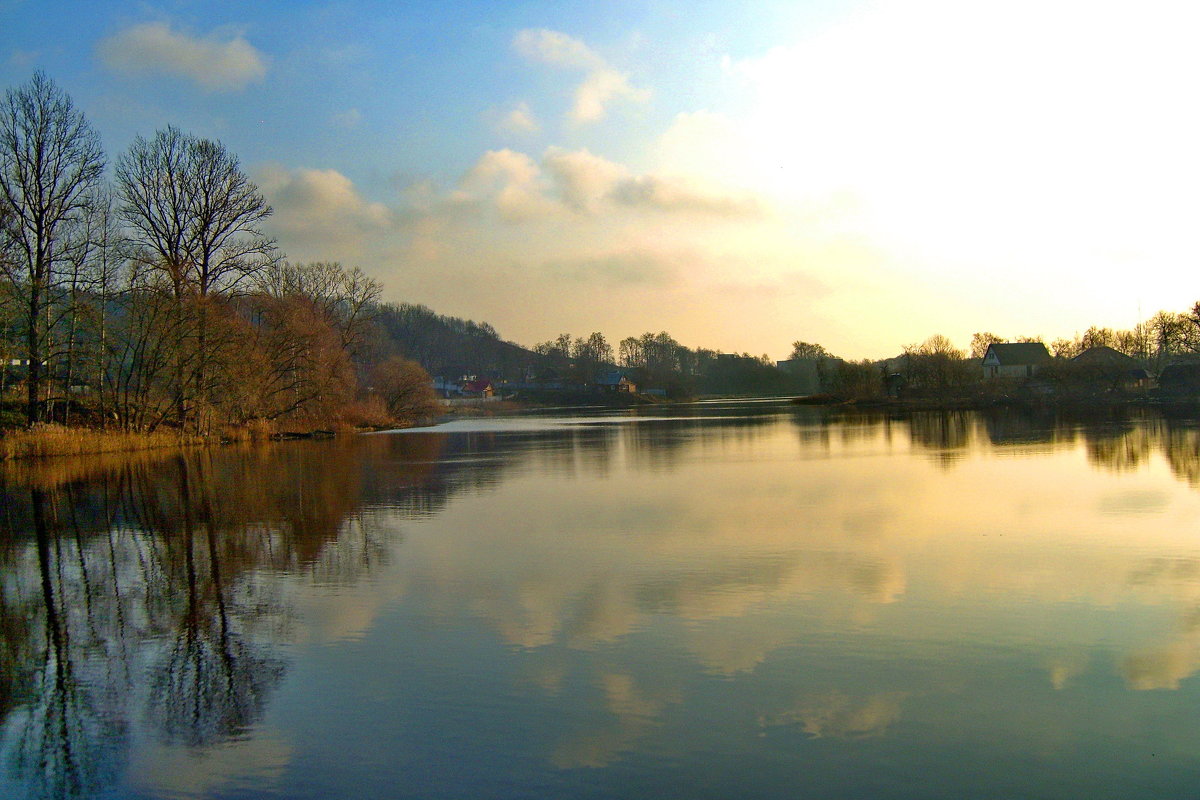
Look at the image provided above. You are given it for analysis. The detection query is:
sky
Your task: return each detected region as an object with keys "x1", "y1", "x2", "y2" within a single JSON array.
[{"x1": 3, "y1": 0, "x2": 1199, "y2": 360}]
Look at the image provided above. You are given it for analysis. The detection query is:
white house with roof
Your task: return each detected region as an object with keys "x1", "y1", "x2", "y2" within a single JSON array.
[{"x1": 981, "y1": 342, "x2": 1052, "y2": 379}]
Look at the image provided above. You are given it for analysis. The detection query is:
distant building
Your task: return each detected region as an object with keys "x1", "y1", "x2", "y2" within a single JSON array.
[
  {"x1": 595, "y1": 370, "x2": 636, "y2": 393},
  {"x1": 776, "y1": 357, "x2": 838, "y2": 395},
  {"x1": 1158, "y1": 363, "x2": 1200, "y2": 396},
  {"x1": 432, "y1": 377, "x2": 461, "y2": 398},
  {"x1": 1071, "y1": 346, "x2": 1149, "y2": 391},
  {"x1": 460, "y1": 379, "x2": 495, "y2": 398},
  {"x1": 981, "y1": 342, "x2": 1052, "y2": 379}
]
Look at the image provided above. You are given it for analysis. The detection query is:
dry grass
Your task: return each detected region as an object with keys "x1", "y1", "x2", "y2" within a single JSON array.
[
  {"x1": 0, "y1": 423, "x2": 202, "y2": 461},
  {"x1": 217, "y1": 417, "x2": 278, "y2": 443}
]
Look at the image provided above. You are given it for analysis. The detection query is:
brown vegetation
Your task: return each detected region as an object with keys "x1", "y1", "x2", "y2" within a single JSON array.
[
  {"x1": 0, "y1": 73, "x2": 438, "y2": 449},
  {"x1": 0, "y1": 423, "x2": 200, "y2": 461}
]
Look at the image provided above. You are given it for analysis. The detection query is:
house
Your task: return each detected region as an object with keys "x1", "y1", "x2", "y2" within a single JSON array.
[
  {"x1": 460, "y1": 379, "x2": 495, "y2": 398},
  {"x1": 431, "y1": 377, "x2": 461, "y2": 398},
  {"x1": 1158, "y1": 363, "x2": 1200, "y2": 396},
  {"x1": 1070, "y1": 346, "x2": 1149, "y2": 391},
  {"x1": 595, "y1": 370, "x2": 636, "y2": 393},
  {"x1": 776, "y1": 357, "x2": 838, "y2": 396},
  {"x1": 981, "y1": 342, "x2": 1052, "y2": 379}
]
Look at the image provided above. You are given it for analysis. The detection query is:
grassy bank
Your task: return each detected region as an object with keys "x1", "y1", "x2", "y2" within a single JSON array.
[
  {"x1": 0, "y1": 412, "x2": 438, "y2": 461},
  {"x1": 0, "y1": 424, "x2": 205, "y2": 461}
]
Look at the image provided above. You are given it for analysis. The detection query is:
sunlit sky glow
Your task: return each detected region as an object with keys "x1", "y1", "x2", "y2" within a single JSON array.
[{"x1": 4, "y1": 0, "x2": 1199, "y2": 359}]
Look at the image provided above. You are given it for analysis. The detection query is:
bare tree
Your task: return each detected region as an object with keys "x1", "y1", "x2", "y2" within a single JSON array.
[
  {"x1": 115, "y1": 126, "x2": 193, "y2": 298},
  {"x1": 368, "y1": 355, "x2": 438, "y2": 422},
  {"x1": 789, "y1": 340, "x2": 832, "y2": 361},
  {"x1": 257, "y1": 261, "x2": 381, "y2": 355},
  {"x1": 0, "y1": 72, "x2": 105, "y2": 424},
  {"x1": 571, "y1": 331, "x2": 613, "y2": 376},
  {"x1": 903, "y1": 334, "x2": 970, "y2": 392},
  {"x1": 116, "y1": 126, "x2": 276, "y2": 430},
  {"x1": 186, "y1": 137, "x2": 276, "y2": 297},
  {"x1": 117, "y1": 126, "x2": 275, "y2": 298},
  {"x1": 969, "y1": 332, "x2": 1003, "y2": 360}
]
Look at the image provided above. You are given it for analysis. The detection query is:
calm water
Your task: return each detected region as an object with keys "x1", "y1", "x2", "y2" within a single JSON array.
[{"x1": 5, "y1": 400, "x2": 1200, "y2": 799}]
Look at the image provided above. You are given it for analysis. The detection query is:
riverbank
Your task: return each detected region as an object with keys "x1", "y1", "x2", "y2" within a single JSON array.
[
  {"x1": 0, "y1": 415, "x2": 438, "y2": 461},
  {"x1": 0, "y1": 424, "x2": 206, "y2": 461},
  {"x1": 793, "y1": 392, "x2": 1200, "y2": 414}
]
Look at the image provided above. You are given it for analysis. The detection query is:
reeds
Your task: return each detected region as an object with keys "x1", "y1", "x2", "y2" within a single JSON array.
[{"x1": 0, "y1": 423, "x2": 202, "y2": 461}]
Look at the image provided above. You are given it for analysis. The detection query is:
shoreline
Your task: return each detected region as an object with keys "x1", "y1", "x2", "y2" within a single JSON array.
[
  {"x1": 11, "y1": 393, "x2": 1197, "y2": 462},
  {"x1": 0, "y1": 417, "x2": 432, "y2": 462},
  {"x1": 792, "y1": 393, "x2": 1200, "y2": 414}
]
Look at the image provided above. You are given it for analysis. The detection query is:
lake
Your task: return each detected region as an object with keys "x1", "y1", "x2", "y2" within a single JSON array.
[{"x1": 4, "y1": 399, "x2": 1200, "y2": 799}]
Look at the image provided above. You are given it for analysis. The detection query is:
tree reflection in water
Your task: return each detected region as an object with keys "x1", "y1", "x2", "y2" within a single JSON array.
[
  {"x1": 0, "y1": 439, "x2": 442, "y2": 798},
  {"x1": 7, "y1": 409, "x2": 1200, "y2": 797},
  {"x1": 8, "y1": 487, "x2": 126, "y2": 800},
  {"x1": 144, "y1": 455, "x2": 285, "y2": 747}
]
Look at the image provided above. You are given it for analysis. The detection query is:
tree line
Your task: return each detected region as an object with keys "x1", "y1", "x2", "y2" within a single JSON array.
[
  {"x1": 821, "y1": 304, "x2": 1200, "y2": 401},
  {"x1": 529, "y1": 329, "x2": 808, "y2": 396},
  {"x1": 972, "y1": 305, "x2": 1200, "y2": 371},
  {"x1": 0, "y1": 72, "x2": 437, "y2": 433}
]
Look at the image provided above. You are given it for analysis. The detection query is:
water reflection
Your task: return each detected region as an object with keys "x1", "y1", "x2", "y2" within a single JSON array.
[
  {"x1": 7, "y1": 405, "x2": 1200, "y2": 797},
  {"x1": 0, "y1": 441, "x2": 416, "y2": 798}
]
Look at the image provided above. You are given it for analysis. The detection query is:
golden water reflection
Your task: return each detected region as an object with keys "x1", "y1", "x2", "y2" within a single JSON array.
[{"x1": 4, "y1": 404, "x2": 1200, "y2": 797}]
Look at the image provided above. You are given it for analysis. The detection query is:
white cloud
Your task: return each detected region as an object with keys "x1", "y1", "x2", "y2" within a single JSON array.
[
  {"x1": 542, "y1": 147, "x2": 628, "y2": 212},
  {"x1": 256, "y1": 165, "x2": 392, "y2": 260},
  {"x1": 455, "y1": 148, "x2": 557, "y2": 221},
  {"x1": 513, "y1": 28, "x2": 649, "y2": 124},
  {"x1": 569, "y1": 66, "x2": 649, "y2": 124},
  {"x1": 513, "y1": 28, "x2": 604, "y2": 70},
  {"x1": 452, "y1": 146, "x2": 762, "y2": 220},
  {"x1": 97, "y1": 21, "x2": 267, "y2": 92},
  {"x1": 655, "y1": 111, "x2": 748, "y2": 185},
  {"x1": 497, "y1": 101, "x2": 540, "y2": 134}
]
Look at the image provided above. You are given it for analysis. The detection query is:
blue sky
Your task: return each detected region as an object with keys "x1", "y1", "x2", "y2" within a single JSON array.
[{"x1": 3, "y1": 1, "x2": 1198, "y2": 358}]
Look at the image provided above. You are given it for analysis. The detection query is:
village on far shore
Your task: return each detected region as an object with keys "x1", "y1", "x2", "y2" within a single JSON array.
[{"x1": 421, "y1": 317, "x2": 1200, "y2": 411}]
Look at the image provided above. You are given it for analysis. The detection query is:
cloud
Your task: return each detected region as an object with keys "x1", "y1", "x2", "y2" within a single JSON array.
[
  {"x1": 497, "y1": 101, "x2": 540, "y2": 134},
  {"x1": 513, "y1": 28, "x2": 649, "y2": 124},
  {"x1": 611, "y1": 175, "x2": 761, "y2": 216},
  {"x1": 542, "y1": 250, "x2": 684, "y2": 288},
  {"x1": 761, "y1": 692, "x2": 907, "y2": 739},
  {"x1": 513, "y1": 28, "x2": 604, "y2": 70},
  {"x1": 542, "y1": 147, "x2": 628, "y2": 212},
  {"x1": 97, "y1": 21, "x2": 267, "y2": 92},
  {"x1": 543, "y1": 147, "x2": 760, "y2": 217},
  {"x1": 256, "y1": 165, "x2": 392, "y2": 260},
  {"x1": 454, "y1": 148, "x2": 557, "y2": 221},
  {"x1": 720, "y1": 1, "x2": 1200, "y2": 277},
  {"x1": 449, "y1": 146, "x2": 762, "y2": 221},
  {"x1": 569, "y1": 67, "x2": 650, "y2": 124}
]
